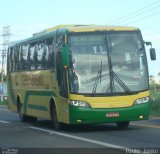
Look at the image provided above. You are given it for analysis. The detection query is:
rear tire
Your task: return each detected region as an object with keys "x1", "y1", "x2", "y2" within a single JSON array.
[
  {"x1": 116, "y1": 121, "x2": 129, "y2": 129},
  {"x1": 28, "y1": 116, "x2": 37, "y2": 122},
  {"x1": 17, "y1": 99, "x2": 29, "y2": 122}
]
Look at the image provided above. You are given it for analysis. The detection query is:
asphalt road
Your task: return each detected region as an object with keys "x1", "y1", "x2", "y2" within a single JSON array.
[{"x1": 0, "y1": 106, "x2": 160, "y2": 154}]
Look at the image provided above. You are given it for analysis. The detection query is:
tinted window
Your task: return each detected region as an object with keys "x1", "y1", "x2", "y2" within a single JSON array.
[
  {"x1": 28, "y1": 43, "x2": 36, "y2": 70},
  {"x1": 46, "y1": 37, "x2": 54, "y2": 68},
  {"x1": 21, "y1": 44, "x2": 29, "y2": 70},
  {"x1": 8, "y1": 37, "x2": 55, "y2": 72},
  {"x1": 11, "y1": 48, "x2": 15, "y2": 71},
  {"x1": 14, "y1": 46, "x2": 21, "y2": 71},
  {"x1": 31, "y1": 40, "x2": 45, "y2": 70},
  {"x1": 7, "y1": 48, "x2": 13, "y2": 72}
]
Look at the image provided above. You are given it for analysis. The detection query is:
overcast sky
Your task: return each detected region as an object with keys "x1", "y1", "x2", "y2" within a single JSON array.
[{"x1": 0, "y1": 0, "x2": 160, "y2": 76}]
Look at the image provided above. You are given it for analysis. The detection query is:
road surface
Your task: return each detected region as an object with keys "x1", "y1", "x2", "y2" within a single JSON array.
[{"x1": 0, "y1": 107, "x2": 160, "y2": 154}]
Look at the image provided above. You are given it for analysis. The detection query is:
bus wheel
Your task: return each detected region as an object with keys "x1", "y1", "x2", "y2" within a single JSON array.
[
  {"x1": 50, "y1": 103, "x2": 61, "y2": 130},
  {"x1": 17, "y1": 100, "x2": 29, "y2": 122},
  {"x1": 29, "y1": 116, "x2": 37, "y2": 123},
  {"x1": 116, "y1": 121, "x2": 129, "y2": 129}
]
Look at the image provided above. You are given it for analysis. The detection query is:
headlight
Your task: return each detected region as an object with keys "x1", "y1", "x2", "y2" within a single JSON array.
[
  {"x1": 70, "y1": 100, "x2": 90, "y2": 108},
  {"x1": 134, "y1": 97, "x2": 149, "y2": 105}
]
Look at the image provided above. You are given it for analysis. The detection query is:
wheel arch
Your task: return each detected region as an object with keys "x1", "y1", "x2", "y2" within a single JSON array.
[{"x1": 49, "y1": 96, "x2": 60, "y2": 120}]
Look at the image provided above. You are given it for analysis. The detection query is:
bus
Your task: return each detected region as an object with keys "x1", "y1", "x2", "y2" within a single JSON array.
[{"x1": 7, "y1": 25, "x2": 156, "y2": 129}]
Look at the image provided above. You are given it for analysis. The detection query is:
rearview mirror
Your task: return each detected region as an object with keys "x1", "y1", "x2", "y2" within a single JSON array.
[{"x1": 150, "y1": 48, "x2": 156, "y2": 61}]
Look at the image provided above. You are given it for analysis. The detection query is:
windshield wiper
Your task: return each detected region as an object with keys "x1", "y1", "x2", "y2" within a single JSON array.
[
  {"x1": 112, "y1": 71, "x2": 132, "y2": 95},
  {"x1": 92, "y1": 61, "x2": 102, "y2": 96},
  {"x1": 108, "y1": 55, "x2": 131, "y2": 95}
]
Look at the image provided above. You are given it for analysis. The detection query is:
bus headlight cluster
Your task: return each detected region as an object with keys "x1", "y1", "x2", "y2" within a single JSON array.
[
  {"x1": 134, "y1": 97, "x2": 149, "y2": 105},
  {"x1": 70, "y1": 100, "x2": 90, "y2": 108}
]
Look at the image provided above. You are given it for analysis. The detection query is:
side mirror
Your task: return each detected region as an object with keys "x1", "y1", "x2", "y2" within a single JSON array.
[
  {"x1": 144, "y1": 41, "x2": 156, "y2": 61},
  {"x1": 61, "y1": 44, "x2": 70, "y2": 67},
  {"x1": 150, "y1": 48, "x2": 156, "y2": 61},
  {"x1": 145, "y1": 41, "x2": 152, "y2": 46}
]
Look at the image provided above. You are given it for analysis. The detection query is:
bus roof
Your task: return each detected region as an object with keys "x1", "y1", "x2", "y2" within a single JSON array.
[
  {"x1": 9, "y1": 25, "x2": 139, "y2": 47},
  {"x1": 45, "y1": 24, "x2": 138, "y2": 33}
]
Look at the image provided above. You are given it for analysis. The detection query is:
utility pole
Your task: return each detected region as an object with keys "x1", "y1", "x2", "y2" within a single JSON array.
[{"x1": 0, "y1": 26, "x2": 10, "y2": 102}]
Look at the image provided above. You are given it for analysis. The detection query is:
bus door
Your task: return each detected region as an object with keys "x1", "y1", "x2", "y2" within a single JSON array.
[{"x1": 55, "y1": 34, "x2": 69, "y2": 123}]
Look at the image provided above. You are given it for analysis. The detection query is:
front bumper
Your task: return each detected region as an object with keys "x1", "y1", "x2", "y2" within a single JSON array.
[{"x1": 69, "y1": 103, "x2": 150, "y2": 124}]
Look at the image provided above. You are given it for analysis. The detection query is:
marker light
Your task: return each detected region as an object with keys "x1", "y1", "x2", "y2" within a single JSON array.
[
  {"x1": 64, "y1": 66, "x2": 68, "y2": 69},
  {"x1": 139, "y1": 116, "x2": 144, "y2": 119}
]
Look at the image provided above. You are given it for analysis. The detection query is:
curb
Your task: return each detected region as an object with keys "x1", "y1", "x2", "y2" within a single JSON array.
[
  {"x1": 149, "y1": 116, "x2": 160, "y2": 119},
  {"x1": 0, "y1": 105, "x2": 8, "y2": 109}
]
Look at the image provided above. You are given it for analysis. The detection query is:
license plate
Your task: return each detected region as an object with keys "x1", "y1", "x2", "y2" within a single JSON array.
[{"x1": 106, "y1": 112, "x2": 119, "y2": 118}]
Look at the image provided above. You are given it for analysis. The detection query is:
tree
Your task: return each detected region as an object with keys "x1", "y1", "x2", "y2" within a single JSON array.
[{"x1": 0, "y1": 73, "x2": 6, "y2": 82}]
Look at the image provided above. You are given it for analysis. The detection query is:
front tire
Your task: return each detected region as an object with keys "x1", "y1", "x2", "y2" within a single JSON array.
[
  {"x1": 116, "y1": 121, "x2": 129, "y2": 129},
  {"x1": 50, "y1": 102, "x2": 62, "y2": 130}
]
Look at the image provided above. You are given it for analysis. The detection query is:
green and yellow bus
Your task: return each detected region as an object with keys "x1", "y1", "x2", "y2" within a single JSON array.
[{"x1": 7, "y1": 25, "x2": 156, "y2": 129}]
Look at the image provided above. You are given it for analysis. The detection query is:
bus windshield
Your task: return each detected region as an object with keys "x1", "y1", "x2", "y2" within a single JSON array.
[{"x1": 68, "y1": 31, "x2": 149, "y2": 95}]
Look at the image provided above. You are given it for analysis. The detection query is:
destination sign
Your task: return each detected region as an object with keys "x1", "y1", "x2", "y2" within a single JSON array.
[{"x1": 71, "y1": 35, "x2": 104, "y2": 43}]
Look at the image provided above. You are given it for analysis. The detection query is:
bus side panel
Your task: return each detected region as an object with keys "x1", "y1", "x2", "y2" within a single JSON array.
[
  {"x1": 7, "y1": 73, "x2": 19, "y2": 113},
  {"x1": 23, "y1": 91, "x2": 51, "y2": 119},
  {"x1": 7, "y1": 69, "x2": 71, "y2": 123},
  {"x1": 19, "y1": 70, "x2": 57, "y2": 120}
]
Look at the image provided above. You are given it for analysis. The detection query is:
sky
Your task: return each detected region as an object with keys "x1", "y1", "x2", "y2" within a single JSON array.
[{"x1": 0, "y1": 0, "x2": 160, "y2": 76}]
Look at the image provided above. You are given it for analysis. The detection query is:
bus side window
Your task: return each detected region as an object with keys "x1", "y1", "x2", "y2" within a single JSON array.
[
  {"x1": 21, "y1": 44, "x2": 29, "y2": 70},
  {"x1": 13, "y1": 47, "x2": 17, "y2": 71},
  {"x1": 37, "y1": 40, "x2": 45, "y2": 69},
  {"x1": 27, "y1": 45, "x2": 31, "y2": 70},
  {"x1": 14, "y1": 46, "x2": 20, "y2": 71},
  {"x1": 28, "y1": 43, "x2": 36, "y2": 70},
  {"x1": 41, "y1": 44, "x2": 47, "y2": 69},
  {"x1": 34, "y1": 44, "x2": 38, "y2": 69},
  {"x1": 17, "y1": 46, "x2": 21, "y2": 71},
  {"x1": 8, "y1": 48, "x2": 13, "y2": 72},
  {"x1": 11, "y1": 48, "x2": 15, "y2": 72},
  {"x1": 46, "y1": 37, "x2": 54, "y2": 68}
]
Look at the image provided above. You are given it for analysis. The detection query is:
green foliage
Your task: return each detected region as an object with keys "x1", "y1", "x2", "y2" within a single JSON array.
[
  {"x1": 0, "y1": 73, "x2": 7, "y2": 82},
  {"x1": 150, "y1": 83, "x2": 160, "y2": 116},
  {"x1": 0, "y1": 99, "x2": 8, "y2": 106}
]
